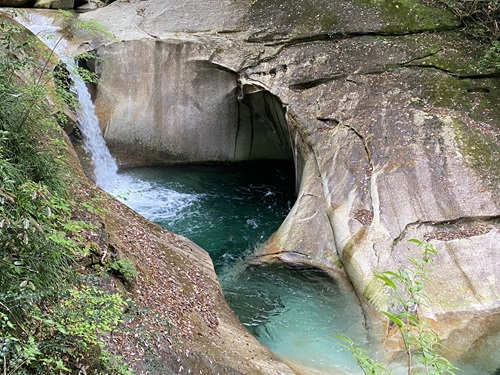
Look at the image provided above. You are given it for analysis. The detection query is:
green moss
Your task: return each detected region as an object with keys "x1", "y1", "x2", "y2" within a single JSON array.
[
  {"x1": 452, "y1": 118, "x2": 500, "y2": 193},
  {"x1": 423, "y1": 73, "x2": 471, "y2": 110},
  {"x1": 423, "y1": 73, "x2": 500, "y2": 124},
  {"x1": 420, "y1": 71, "x2": 499, "y2": 192},
  {"x1": 334, "y1": 258, "x2": 344, "y2": 269},
  {"x1": 469, "y1": 81, "x2": 500, "y2": 130},
  {"x1": 247, "y1": 0, "x2": 460, "y2": 41},
  {"x1": 248, "y1": 0, "x2": 338, "y2": 39},
  {"x1": 355, "y1": 0, "x2": 458, "y2": 33}
]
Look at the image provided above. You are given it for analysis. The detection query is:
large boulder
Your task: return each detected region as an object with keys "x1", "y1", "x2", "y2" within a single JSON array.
[{"x1": 80, "y1": 0, "x2": 500, "y2": 371}]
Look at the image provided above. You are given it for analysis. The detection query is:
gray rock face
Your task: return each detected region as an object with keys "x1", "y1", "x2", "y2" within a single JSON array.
[
  {"x1": 0, "y1": 0, "x2": 33, "y2": 6},
  {"x1": 94, "y1": 39, "x2": 291, "y2": 166},
  {"x1": 81, "y1": 0, "x2": 500, "y2": 372}
]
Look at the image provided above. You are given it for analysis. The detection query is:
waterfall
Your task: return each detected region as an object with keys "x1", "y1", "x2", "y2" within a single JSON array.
[
  {"x1": 16, "y1": 12, "x2": 118, "y2": 189},
  {"x1": 65, "y1": 62, "x2": 118, "y2": 189}
]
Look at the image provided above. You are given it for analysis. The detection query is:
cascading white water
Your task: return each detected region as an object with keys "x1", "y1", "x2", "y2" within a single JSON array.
[
  {"x1": 66, "y1": 62, "x2": 118, "y2": 189},
  {"x1": 16, "y1": 12, "x2": 118, "y2": 189}
]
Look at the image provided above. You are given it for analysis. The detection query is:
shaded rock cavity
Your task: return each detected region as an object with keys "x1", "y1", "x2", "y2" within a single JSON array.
[{"x1": 94, "y1": 39, "x2": 293, "y2": 168}]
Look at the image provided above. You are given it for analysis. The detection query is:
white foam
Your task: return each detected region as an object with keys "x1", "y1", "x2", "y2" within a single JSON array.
[{"x1": 110, "y1": 174, "x2": 199, "y2": 223}]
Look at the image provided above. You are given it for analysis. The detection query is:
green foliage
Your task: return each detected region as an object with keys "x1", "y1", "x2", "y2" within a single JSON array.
[
  {"x1": 337, "y1": 335, "x2": 387, "y2": 375},
  {"x1": 440, "y1": 0, "x2": 499, "y2": 38},
  {"x1": 479, "y1": 40, "x2": 500, "y2": 70},
  {"x1": 1, "y1": 287, "x2": 128, "y2": 374},
  {"x1": 100, "y1": 351, "x2": 135, "y2": 375},
  {"x1": 55, "y1": 287, "x2": 127, "y2": 345},
  {"x1": 0, "y1": 36, "x2": 73, "y2": 296},
  {"x1": 339, "y1": 240, "x2": 460, "y2": 375},
  {"x1": 376, "y1": 240, "x2": 459, "y2": 375},
  {"x1": 0, "y1": 16, "x2": 132, "y2": 375},
  {"x1": 438, "y1": 0, "x2": 500, "y2": 70},
  {"x1": 108, "y1": 258, "x2": 138, "y2": 284},
  {"x1": 81, "y1": 199, "x2": 104, "y2": 214}
]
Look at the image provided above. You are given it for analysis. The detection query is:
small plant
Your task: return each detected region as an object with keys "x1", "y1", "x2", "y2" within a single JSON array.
[
  {"x1": 438, "y1": 0, "x2": 500, "y2": 71},
  {"x1": 56, "y1": 287, "x2": 127, "y2": 345},
  {"x1": 0, "y1": 287, "x2": 129, "y2": 374},
  {"x1": 339, "y1": 240, "x2": 460, "y2": 375},
  {"x1": 59, "y1": 9, "x2": 118, "y2": 42},
  {"x1": 108, "y1": 258, "x2": 138, "y2": 284},
  {"x1": 479, "y1": 40, "x2": 500, "y2": 70},
  {"x1": 337, "y1": 335, "x2": 387, "y2": 375}
]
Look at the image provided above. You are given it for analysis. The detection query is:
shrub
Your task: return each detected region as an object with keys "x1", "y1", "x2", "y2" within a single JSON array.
[
  {"x1": 438, "y1": 0, "x2": 500, "y2": 70},
  {"x1": 0, "y1": 15, "x2": 131, "y2": 374}
]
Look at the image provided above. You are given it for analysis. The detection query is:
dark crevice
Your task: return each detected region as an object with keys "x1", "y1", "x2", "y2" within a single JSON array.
[
  {"x1": 405, "y1": 64, "x2": 500, "y2": 79},
  {"x1": 404, "y1": 63, "x2": 459, "y2": 77},
  {"x1": 343, "y1": 124, "x2": 373, "y2": 174},
  {"x1": 248, "y1": 109, "x2": 255, "y2": 159},
  {"x1": 215, "y1": 29, "x2": 245, "y2": 34},
  {"x1": 458, "y1": 72, "x2": 500, "y2": 79},
  {"x1": 269, "y1": 64, "x2": 288, "y2": 77},
  {"x1": 234, "y1": 98, "x2": 242, "y2": 159},
  {"x1": 289, "y1": 74, "x2": 347, "y2": 90},
  {"x1": 342, "y1": 124, "x2": 375, "y2": 220},
  {"x1": 247, "y1": 25, "x2": 463, "y2": 48},
  {"x1": 287, "y1": 68, "x2": 405, "y2": 91},
  {"x1": 392, "y1": 221, "x2": 423, "y2": 247},
  {"x1": 317, "y1": 117, "x2": 340, "y2": 130},
  {"x1": 251, "y1": 250, "x2": 312, "y2": 260},
  {"x1": 392, "y1": 216, "x2": 500, "y2": 247},
  {"x1": 466, "y1": 87, "x2": 491, "y2": 93},
  {"x1": 401, "y1": 48, "x2": 443, "y2": 65}
]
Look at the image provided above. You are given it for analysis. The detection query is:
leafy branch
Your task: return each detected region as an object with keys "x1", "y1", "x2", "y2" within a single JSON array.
[{"x1": 339, "y1": 240, "x2": 460, "y2": 375}]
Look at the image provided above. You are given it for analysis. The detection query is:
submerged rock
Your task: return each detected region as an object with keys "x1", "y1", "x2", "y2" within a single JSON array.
[{"x1": 79, "y1": 0, "x2": 499, "y2": 372}]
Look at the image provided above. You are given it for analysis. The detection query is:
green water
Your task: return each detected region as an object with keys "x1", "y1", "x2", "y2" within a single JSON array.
[
  {"x1": 110, "y1": 162, "x2": 367, "y2": 374},
  {"x1": 220, "y1": 264, "x2": 367, "y2": 373},
  {"x1": 112, "y1": 162, "x2": 295, "y2": 272}
]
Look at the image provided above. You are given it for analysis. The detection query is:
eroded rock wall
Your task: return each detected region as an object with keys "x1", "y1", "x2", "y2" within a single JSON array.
[
  {"x1": 94, "y1": 39, "x2": 291, "y2": 166},
  {"x1": 95, "y1": 39, "x2": 238, "y2": 165},
  {"x1": 249, "y1": 45, "x2": 499, "y2": 367},
  {"x1": 246, "y1": 32, "x2": 500, "y2": 362}
]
